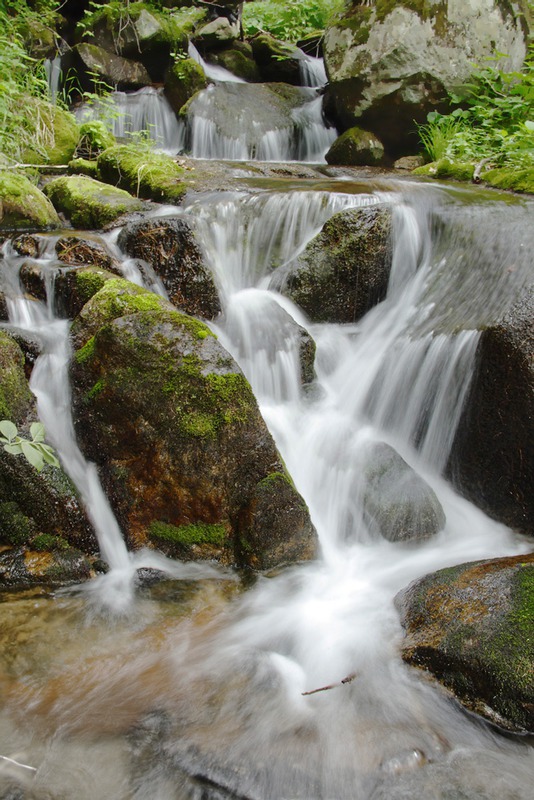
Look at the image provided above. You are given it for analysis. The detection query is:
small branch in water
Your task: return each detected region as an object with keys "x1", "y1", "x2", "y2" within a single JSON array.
[
  {"x1": 0, "y1": 755, "x2": 37, "y2": 772},
  {"x1": 302, "y1": 672, "x2": 358, "y2": 696},
  {"x1": 473, "y1": 158, "x2": 493, "y2": 183}
]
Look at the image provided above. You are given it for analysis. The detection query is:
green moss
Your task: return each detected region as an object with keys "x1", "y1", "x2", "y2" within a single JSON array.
[
  {"x1": 77, "y1": 121, "x2": 116, "y2": 159},
  {"x1": 68, "y1": 158, "x2": 100, "y2": 178},
  {"x1": 44, "y1": 175, "x2": 143, "y2": 229},
  {"x1": 165, "y1": 57, "x2": 207, "y2": 112},
  {"x1": 413, "y1": 158, "x2": 474, "y2": 182},
  {"x1": 97, "y1": 144, "x2": 187, "y2": 203},
  {"x1": 0, "y1": 332, "x2": 33, "y2": 422},
  {"x1": 21, "y1": 100, "x2": 80, "y2": 166},
  {"x1": 74, "y1": 270, "x2": 113, "y2": 305},
  {"x1": 0, "y1": 501, "x2": 36, "y2": 546},
  {"x1": 482, "y1": 167, "x2": 534, "y2": 194},
  {"x1": 0, "y1": 171, "x2": 60, "y2": 231},
  {"x1": 86, "y1": 379, "x2": 105, "y2": 401},
  {"x1": 75, "y1": 336, "x2": 96, "y2": 364},
  {"x1": 148, "y1": 520, "x2": 227, "y2": 547},
  {"x1": 31, "y1": 533, "x2": 69, "y2": 551}
]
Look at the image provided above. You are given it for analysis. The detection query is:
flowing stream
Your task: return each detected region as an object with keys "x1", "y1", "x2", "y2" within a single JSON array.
[{"x1": 1, "y1": 171, "x2": 533, "y2": 797}]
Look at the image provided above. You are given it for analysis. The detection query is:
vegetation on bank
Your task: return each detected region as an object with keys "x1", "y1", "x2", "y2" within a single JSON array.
[{"x1": 416, "y1": 46, "x2": 534, "y2": 191}]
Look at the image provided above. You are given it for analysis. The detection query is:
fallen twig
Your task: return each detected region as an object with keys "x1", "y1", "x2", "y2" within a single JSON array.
[
  {"x1": 302, "y1": 672, "x2": 358, "y2": 696},
  {"x1": 0, "y1": 754, "x2": 37, "y2": 772}
]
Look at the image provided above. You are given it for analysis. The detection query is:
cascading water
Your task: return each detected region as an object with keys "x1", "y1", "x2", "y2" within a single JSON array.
[{"x1": 1, "y1": 180, "x2": 533, "y2": 799}]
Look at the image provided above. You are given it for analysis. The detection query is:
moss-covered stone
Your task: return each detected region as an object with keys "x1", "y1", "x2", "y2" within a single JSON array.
[
  {"x1": 21, "y1": 100, "x2": 80, "y2": 166},
  {"x1": 0, "y1": 171, "x2": 60, "y2": 232},
  {"x1": 55, "y1": 267, "x2": 119, "y2": 319},
  {"x1": 482, "y1": 166, "x2": 534, "y2": 194},
  {"x1": 69, "y1": 43, "x2": 152, "y2": 93},
  {"x1": 397, "y1": 553, "x2": 534, "y2": 732},
  {"x1": 44, "y1": 175, "x2": 144, "y2": 229},
  {"x1": 69, "y1": 278, "x2": 317, "y2": 568},
  {"x1": 0, "y1": 332, "x2": 33, "y2": 423},
  {"x1": 325, "y1": 126, "x2": 385, "y2": 166},
  {"x1": 413, "y1": 158, "x2": 475, "y2": 182},
  {"x1": 164, "y1": 57, "x2": 208, "y2": 114},
  {"x1": 250, "y1": 33, "x2": 303, "y2": 85},
  {"x1": 275, "y1": 204, "x2": 392, "y2": 323},
  {"x1": 205, "y1": 46, "x2": 261, "y2": 83},
  {"x1": 0, "y1": 501, "x2": 36, "y2": 546},
  {"x1": 68, "y1": 158, "x2": 100, "y2": 178},
  {"x1": 97, "y1": 145, "x2": 187, "y2": 204}
]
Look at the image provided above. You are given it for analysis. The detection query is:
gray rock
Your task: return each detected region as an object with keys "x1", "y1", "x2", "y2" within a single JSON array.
[
  {"x1": 272, "y1": 205, "x2": 392, "y2": 323},
  {"x1": 250, "y1": 33, "x2": 305, "y2": 85},
  {"x1": 194, "y1": 17, "x2": 240, "y2": 49},
  {"x1": 362, "y1": 442, "x2": 446, "y2": 542},
  {"x1": 396, "y1": 553, "x2": 534, "y2": 732},
  {"x1": 324, "y1": 1, "x2": 530, "y2": 156},
  {"x1": 325, "y1": 126, "x2": 385, "y2": 166},
  {"x1": 69, "y1": 43, "x2": 152, "y2": 92}
]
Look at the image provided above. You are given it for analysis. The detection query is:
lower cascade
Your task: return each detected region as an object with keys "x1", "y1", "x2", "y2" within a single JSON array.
[{"x1": 1, "y1": 173, "x2": 533, "y2": 798}]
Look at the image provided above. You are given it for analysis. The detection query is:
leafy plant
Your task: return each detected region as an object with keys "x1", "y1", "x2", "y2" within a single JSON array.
[
  {"x1": 0, "y1": 420, "x2": 60, "y2": 472},
  {"x1": 242, "y1": 0, "x2": 346, "y2": 43},
  {"x1": 417, "y1": 48, "x2": 534, "y2": 170}
]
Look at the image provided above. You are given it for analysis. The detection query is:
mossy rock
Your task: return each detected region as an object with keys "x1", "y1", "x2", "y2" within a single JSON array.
[
  {"x1": 250, "y1": 33, "x2": 304, "y2": 85},
  {"x1": 55, "y1": 266, "x2": 119, "y2": 319},
  {"x1": 325, "y1": 126, "x2": 385, "y2": 167},
  {"x1": 194, "y1": 16, "x2": 239, "y2": 49},
  {"x1": 68, "y1": 158, "x2": 100, "y2": 178},
  {"x1": 44, "y1": 175, "x2": 144, "y2": 229},
  {"x1": 0, "y1": 331, "x2": 34, "y2": 423},
  {"x1": 97, "y1": 145, "x2": 187, "y2": 204},
  {"x1": 0, "y1": 172, "x2": 60, "y2": 232},
  {"x1": 482, "y1": 166, "x2": 534, "y2": 194},
  {"x1": 164, "y1": 57, "x2": 208, "y2": 114},
  {"x1": 70, "y1": 278, "x2": 317, "y2": 568},
  {"x1": 397, "y1": 553, "x2": 534, "y2": 733},
  {"x1": 273, "y1": 204, "x2": 392, "y2": 323},
  {"x1": 413, "y1": 159, "x2": 475, "y2": 182},
  {"x1": 0, "y1": 546, "x2": 92, "y2": 588},
  {"x1": 21, "y1": 99, "x2": 80, "y2": 166},
  {"x1": 204, "y1": 46, "x2": 261, "y2": 82},
  {"x1": 68, "y1": 43, "x2": 152, "y2": 93}
]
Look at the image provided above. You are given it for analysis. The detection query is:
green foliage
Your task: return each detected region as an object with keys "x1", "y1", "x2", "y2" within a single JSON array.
[
  {"x1": 149, "y1": 520, "x2": 227, "y2": 547},
  {"x1": 31, "y1": 533, "x2": 70, "y2": 551},
  {"x1": 242, "y1": 0, "x2": 346, "y2": 43},
  {"x1": 0, "y1": 420, "x2": 60, "y2": 473},
  {"x1": 418, "y1": 50, "x2": 534, "y2": 173}
]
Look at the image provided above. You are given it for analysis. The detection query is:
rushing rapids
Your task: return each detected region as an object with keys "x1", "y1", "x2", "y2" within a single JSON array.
[{"x1": 0, "y1": 174, "x2": 533, "y2": 798}]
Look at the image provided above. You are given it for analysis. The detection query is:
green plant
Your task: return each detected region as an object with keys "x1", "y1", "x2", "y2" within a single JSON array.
[
  {"x1": 0, "y1": 420, "x2": 60, "y2": 472},
  {"x1": 242, "y1": 0, "x2": 346, "y2": 43}
]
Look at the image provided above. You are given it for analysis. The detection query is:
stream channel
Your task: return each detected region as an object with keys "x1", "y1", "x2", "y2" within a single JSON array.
[{"x1": 1, "y1": 57, "x2": 534, "y2": 800}]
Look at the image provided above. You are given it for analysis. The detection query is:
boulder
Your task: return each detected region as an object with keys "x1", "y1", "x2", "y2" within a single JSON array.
[
  {"x1": 0, "y1": 545, "x2": 92, "y2": 588},
  {"x1": 11, "y1": 233, "x2": 43, "y2": 259},
  {"x1": 164, "y1": 57, "x2": 208, "y2": 115},
  {"x1": 250, "y1": 33, "x2": 304, "y2": 85},
  {"x1": 361, "y1": 443, "x2": 445, "y2": 543},
  {"x1": 396, "y1": 553, "x2": 534, "y2": 733},
  {"x1": 54, "y1": 266, "x2": 119, "y2": 319},
  {"x1": 272, "y1": 205, "x2": 392, "y2": 323},
  {"x1": 117, "y1": 217, "x2": 220, "y2": 320},
  {"x1": 69, "y1": 278, "x2": 317, "y2": 570},
  {"x1": 44, "y1": 175, "x2": 144, "y2": 229},
  {"x1": 0, "y1": 331, "x2": 34, "y2": 423},
  {"x1": 97, "y1": 145, "x2": 187, "y2": 204},
  {"x1": 325, "y1": 126, "x2": 385, "y2": 166},
  {"x1": 55, "y1": 234, "x2": 118, "y2": 271},
  {"x1": 19, "y1": 260, "x2": 47, "y2": 303},
  {"x1": 194, "y1": 16, "x2": 239, "y2": 49},
  {"x1": 448, "y1": 286, "x2": 534, "y2": 536},
  {"x1": 69, "y1": 43, "x2": 152, "y2": 92},
  {"x1": 204, "y1": 43, "x2": 261, "y2": 82},
  {"x1": 323, "y1": 1, "x2": 530, "y2": 156},
  {"x1": 0, "y1": 172, "x2": 60, "y2": 232}
]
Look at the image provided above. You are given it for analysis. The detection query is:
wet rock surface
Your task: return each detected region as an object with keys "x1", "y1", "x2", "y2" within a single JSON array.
[
  {"x1": 273, "y1": 204, "x2": 392, "y2": 323},
  {"x1": 69, "y1": 278, "x2": 316, "y2": 570},
  {"x1": 396, "y1": 553, "x2": 534, "y2": 733},
  {"x1": 117, "y1": 216, "x2": 220, "y2": 319}
]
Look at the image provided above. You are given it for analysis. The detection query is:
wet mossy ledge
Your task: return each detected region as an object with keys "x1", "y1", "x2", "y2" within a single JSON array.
[
  {"x1": 397, "y1": 553, "x2": 534, "y2": 733},
  {"x1": 0, "y1": 172, "x2": 60, "y2": 232},
  {"x1": 44, "y1": 175, "x2": 144, "y2": 229},
  {"x1": 97, "y1": 145, "x2": 188, "y2": 204},
  {"x1": 69, "y1": 278, "x2": 317, "y2": 570},
  {"x1": 412, "y1": 160, "x2": 534, "y2": 194}
]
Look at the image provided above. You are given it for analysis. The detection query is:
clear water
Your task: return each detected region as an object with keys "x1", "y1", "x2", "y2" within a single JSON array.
[{"x1": 0, "y1": 180, "x2": 533, "y2": 799}]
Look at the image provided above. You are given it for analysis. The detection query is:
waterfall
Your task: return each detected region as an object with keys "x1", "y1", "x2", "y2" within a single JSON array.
[
  {"x1": 44, "y1": 56, "x2": 62, "y2": 102},
  {"x1": 75, "y1": 87, "x2": 185, "y2": 154},
  {"x1": 188, "y1": 41, "x2": 246, "y2": 84},
  {"x1": 299, "y1": 53, "x2": 328, "y2": 87}
]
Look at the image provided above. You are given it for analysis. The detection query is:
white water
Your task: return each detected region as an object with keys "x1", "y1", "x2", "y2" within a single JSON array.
[
  {"x1": 188, "y1": 41, "x2": 246, "y2": 84},
  {"x1": 1, "y1": 183, "x2": 533, "y2": 798},
  {"x1": 44, "y1": 56, "x2": 62, "y2": 103},
  {"x1": 75, "y1": 87, "x2": 186, "y2": 154}
]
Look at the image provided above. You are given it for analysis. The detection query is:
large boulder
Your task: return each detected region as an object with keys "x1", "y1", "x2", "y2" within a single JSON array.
[
  {"x1": 396, "y1": 553, "x2": 534, "y2": 733},
  {"x1": 448, "y1": 286, "x2": 534, "y2": 536},
  {"x1": 361, "y1": 442, "x2": 445, "y2": 543},
  {"x1": 323, "y1": 0, "x2": 530, "y2": 156},
  {"x1": 249, "y1": 33, "x2": 304, "y2": 85},
  {"x1": 272, "y1": 205, "x2": 392, "y2": 323},
  {"x1": 164, "y1": 57, "x2": 208, "y2": 115},
  {"x1": 204, "y1": 42, "x2": 261, "y2": 82},
  {"x1": 0, "y1": 172, "x2": 60, "y2": 232},
  {"x1": 44, "y1": 175, "x2": 144, "y2": 229},
  {"x1": 69, "y1": 43, "x2": 152, "y2": 92},
  {"x1": 117, "y1": 217, "x2": 220, "y2": 320},
  {"x1": 69, "y1": 278, "x2": 317, "y2": 570}
]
